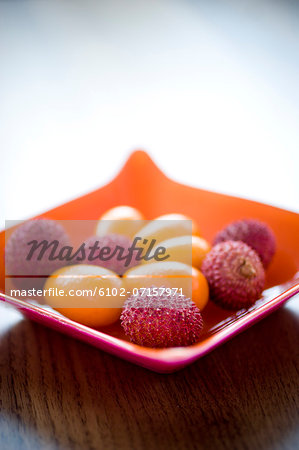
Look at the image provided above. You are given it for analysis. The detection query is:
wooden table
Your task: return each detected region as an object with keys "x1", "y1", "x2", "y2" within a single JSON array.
[{"x1": 0, "y1": 296, "x2": 298, "y2": 450}]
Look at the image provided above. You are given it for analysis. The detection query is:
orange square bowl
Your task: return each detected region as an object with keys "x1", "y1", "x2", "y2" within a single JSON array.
[{"x1": 0, "y1": 150, "x2": 298, "y2": 372}]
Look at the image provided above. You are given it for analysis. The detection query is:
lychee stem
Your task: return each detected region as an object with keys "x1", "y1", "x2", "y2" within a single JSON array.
[{"x1": 239, "y1": 259, "x2": 256, "y2": 278}]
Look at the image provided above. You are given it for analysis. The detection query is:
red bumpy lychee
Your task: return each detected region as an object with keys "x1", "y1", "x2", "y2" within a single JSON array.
[
  {"x1": 120, "y1": 286, "x2": 203, "y2": 348},
  {"x1": 213, "y1": 219, "x2": 276, "y2": 268},
  {"x1": 201, "y1": 241, "x2": 265, "y2": 310},
  {"x1": 5, "y1": 219, "x2": 70, "y2": 289}
]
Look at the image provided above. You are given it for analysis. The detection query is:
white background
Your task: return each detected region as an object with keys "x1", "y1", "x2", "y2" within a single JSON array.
[{"x1": 1, "y1": 0, "x2": 298, "y2": 229}]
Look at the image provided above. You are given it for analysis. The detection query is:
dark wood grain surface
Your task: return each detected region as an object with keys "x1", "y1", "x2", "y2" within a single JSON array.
[{"x1": 0, "y1": 296, "x2": 298, "y2": 450}]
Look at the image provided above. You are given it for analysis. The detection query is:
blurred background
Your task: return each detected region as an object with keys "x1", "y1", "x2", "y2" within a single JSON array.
[{"x1": 1, "y1": 0, "x2": 298, "y2": 229}]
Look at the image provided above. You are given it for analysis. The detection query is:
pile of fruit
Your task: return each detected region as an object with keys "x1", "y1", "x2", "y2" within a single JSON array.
[{"x1": 5, "y1": 206, "x2": 276, "y2": 349}]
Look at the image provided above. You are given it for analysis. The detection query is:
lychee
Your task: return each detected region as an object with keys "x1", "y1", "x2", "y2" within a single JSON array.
[
  {"x1": 82, "y1": 234, "x2": 139, "y2": 275},
  {"x1": 201, "y1": 241, "x2": 265, "y2": 310},
  {"x1": 213, "y1": 219, "x2": 276, "y2": 268},
  {"x1": 5, "y1": 219, "x2": 70, "y2": 289},
  {"x1": 120, "y1": 286, "x2": 203, "y2": 348}
]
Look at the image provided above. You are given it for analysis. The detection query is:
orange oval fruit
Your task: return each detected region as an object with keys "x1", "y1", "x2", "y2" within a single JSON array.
[
  {"x1": 191, "y1": 236, "x2": 211, "y2": 269},
  {"x1": 156, "y1": 213, "x2": 201, "y2": 236},
  {"x1": 191, "y1": 266, "x2": 209, "y2": 310},
  {"x1": 96, "y1": 205, "x2": 145, "y2": 238},
  {"x1": 134, "y1": 218, "x2": 193, "y2": 247},
  {"x1": 44, "y1": 264, "x2": 124, "y2": 327},
  {"x1": 123, "y1": 261, "x2": 209, "y2": 310},
  {"x1": 142, "y1": 235, "x2": 211, "y2": 269}
]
